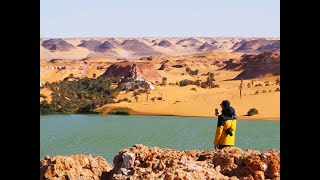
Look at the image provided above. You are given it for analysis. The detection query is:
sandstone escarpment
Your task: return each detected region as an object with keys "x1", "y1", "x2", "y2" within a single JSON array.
[
  {"x1": 220, "y1": 52, "x2": 280, "y2": 80},
  {"x1": 100, "y1": 61, "x2": 162, "y2": 82},
  {"x1": 233, "y1": 52, "x2": 280, "y2": 80}
]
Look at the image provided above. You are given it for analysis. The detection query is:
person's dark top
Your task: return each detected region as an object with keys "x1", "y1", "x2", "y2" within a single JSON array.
[{"x1": 217, "y1": 107, "x2": 236, "y2": 127}]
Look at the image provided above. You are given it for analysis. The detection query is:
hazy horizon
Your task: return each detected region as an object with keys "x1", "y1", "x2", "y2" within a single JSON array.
[
  {"x1": 40, "y1": 36, "x2": 280, "y2": 39},
  {"x1": 41, "y1": 0, "x2": 279, "y2": 38}
]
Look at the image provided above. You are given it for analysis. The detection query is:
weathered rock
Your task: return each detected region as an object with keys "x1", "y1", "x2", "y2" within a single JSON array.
[
  {"x1": 100, "y1": 61, "x2": 162, "y2": 82},
  {"x1": 158, "y1": 62, "x2": 172, "y2": 71},
  {"x1": 40, "y1": 154, "x2": 112, "y2": 180},
  {"x1": 40, "y1": 145, "x2": 280, "y2": 180},
  {"x1": 224, "y1": 52, "x2": 280, "y2": 80},
  {"x1": 109, "y1": 145, "x2": 280, "y2": 180},
  {"x1": 122, "y1": 152, "x2": 135, "y2": 169}
]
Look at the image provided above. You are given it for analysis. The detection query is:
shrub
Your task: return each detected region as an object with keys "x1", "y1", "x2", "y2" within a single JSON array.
[
  {"x1": 40, "y1": 107, "x2": 55, "y2": 115},
  {"x1": 200, "y1": 82, "x2": 208, "y2": 88},
  {"x1": 157, "y1": 97, "x2": 162, "y2": 100},
  {"x1": 161, "y1": 77, "x2": 167, "y2": 86},
  {"x1": 247, "y1": 83, "x2": 251, "y2": 88},
  {"x1": 194, "y1": 80, "x2": 202, "y2": 86},
  {"x1": 179, "y1": 79, "x2": 194, "y2": 86},
  {"x1": 108, "y1": 107, "x2": 129, "y2": 115},
  {"x1": 254, "y1": 90, "x2": 259, "y2": 95},
  {"x1": 255, "y1": 83, "x2": 262, "y2": 87},
  {"x1": 261, "y1": 90, "x2": 267, "y2": 93},
  {"x1": 275, "y1": 88, "x2": 280, "y2": 92},
  {"x1": 151, "y1": 97, "x2": 155, "y2": 102},
  {"x1": 208, "y1": 73, "x2": 215, "y2": 81},
  {"x1": 185, "y1": 67, "x2": 199, "y2": 76},
  {"x1": 123, "y1": 98, "x2": 129, "y2": 102},
  {"x1": 194, "y1": 69, "x2": 199, "y2": 76},
  {"x1": 247, "y1": 108, "x2": 259, "y2": 116},
  {"x1": 181, "y1": 73, "x2": 185, "y2": 75},
  {"x1": 133, "y1": 92, "x2": 140, "y2": 96},
  {"x1": 186, "y1": 67, "x2": 191, "y2": 73},
  {"x1": 40, "y1": 100, "x2": 56, "y2": 115},
  {"x1": 191, "y1": 88, "x2": 197, "y2": 91},
  {"x1": 265, "y1": 81, "x2": 270, "y2": 86}
]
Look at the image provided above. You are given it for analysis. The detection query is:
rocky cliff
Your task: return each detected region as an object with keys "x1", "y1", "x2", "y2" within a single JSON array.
[
  {"x1": 40, "y1": 144, "x2": 280, "y2": 180},
  {"x1": 233, "y1": 52, "x2": 280, "y2": 80},
  {"x1": 220, "y1": 52, "x2": 280, "y2": 80},
  {"x1": 100, "y1": 61, "x2": 162, "y2": 82}
]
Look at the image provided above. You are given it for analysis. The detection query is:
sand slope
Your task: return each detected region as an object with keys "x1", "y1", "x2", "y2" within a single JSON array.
[{"x1": 99, "y1": 70, "x2": 279, "y2": 120}]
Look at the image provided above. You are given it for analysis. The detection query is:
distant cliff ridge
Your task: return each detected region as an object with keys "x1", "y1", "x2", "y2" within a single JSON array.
[{"x1": 40, "y1": 144, "x2": 280, "y2": 180}]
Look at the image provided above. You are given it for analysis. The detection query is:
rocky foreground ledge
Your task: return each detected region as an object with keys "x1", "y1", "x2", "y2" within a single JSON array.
[{"x1": 40, "y1": 144, "x2": 280, "y2": 180}]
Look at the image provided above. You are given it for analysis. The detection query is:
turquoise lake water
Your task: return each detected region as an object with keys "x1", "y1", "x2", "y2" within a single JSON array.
[{"x1": 40, "y1": 115, "x2": 280, "y2": 162}]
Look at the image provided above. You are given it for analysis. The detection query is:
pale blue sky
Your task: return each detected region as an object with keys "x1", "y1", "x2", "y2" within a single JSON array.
[{"x1": 40, "y1": 0, "x2": 279, "y2": 38}]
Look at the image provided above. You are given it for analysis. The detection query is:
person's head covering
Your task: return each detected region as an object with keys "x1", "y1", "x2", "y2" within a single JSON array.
[{"x1": 220, "y1": 100, "x2": 230, "y2": 108}]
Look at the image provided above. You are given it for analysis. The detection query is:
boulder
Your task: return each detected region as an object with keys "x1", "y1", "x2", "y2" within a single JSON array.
[{"x1": 40, "y1": 154, "x2": 112, "y2": 180}]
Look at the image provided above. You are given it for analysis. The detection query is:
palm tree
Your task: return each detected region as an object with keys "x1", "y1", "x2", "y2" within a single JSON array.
[
  {"x1": 239, "y1": 78, "x2": 243, "y2": 99},
  {"x1": 206, "y1": 73, "x2": 215, "y2": 88},
  {"x1": 145, "y1": 82, "x2": 151, "y2": 102}
]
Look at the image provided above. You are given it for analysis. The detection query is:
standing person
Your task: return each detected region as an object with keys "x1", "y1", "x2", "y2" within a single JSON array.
[{"x1": 214, "y1": 100, "x2": 237, "y2": 149}]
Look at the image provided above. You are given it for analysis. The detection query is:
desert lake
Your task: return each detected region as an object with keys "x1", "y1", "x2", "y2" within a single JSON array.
[{"x1": 40, "y1": 115, "x2": 280, "y2": 161}]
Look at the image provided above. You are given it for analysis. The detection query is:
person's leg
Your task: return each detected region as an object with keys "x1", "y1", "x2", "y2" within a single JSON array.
[{"x1": 218, "y1": 144, "x2": 232, "y2": 149}]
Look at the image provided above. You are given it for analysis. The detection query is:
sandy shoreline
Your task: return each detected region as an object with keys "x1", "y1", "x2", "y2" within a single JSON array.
[
  {"x1": 98, "y1": 106, "x2": 280, "y2": 121},
  {"x1": 129, "y1": 112, "x2": 279, "y2": 121}
]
